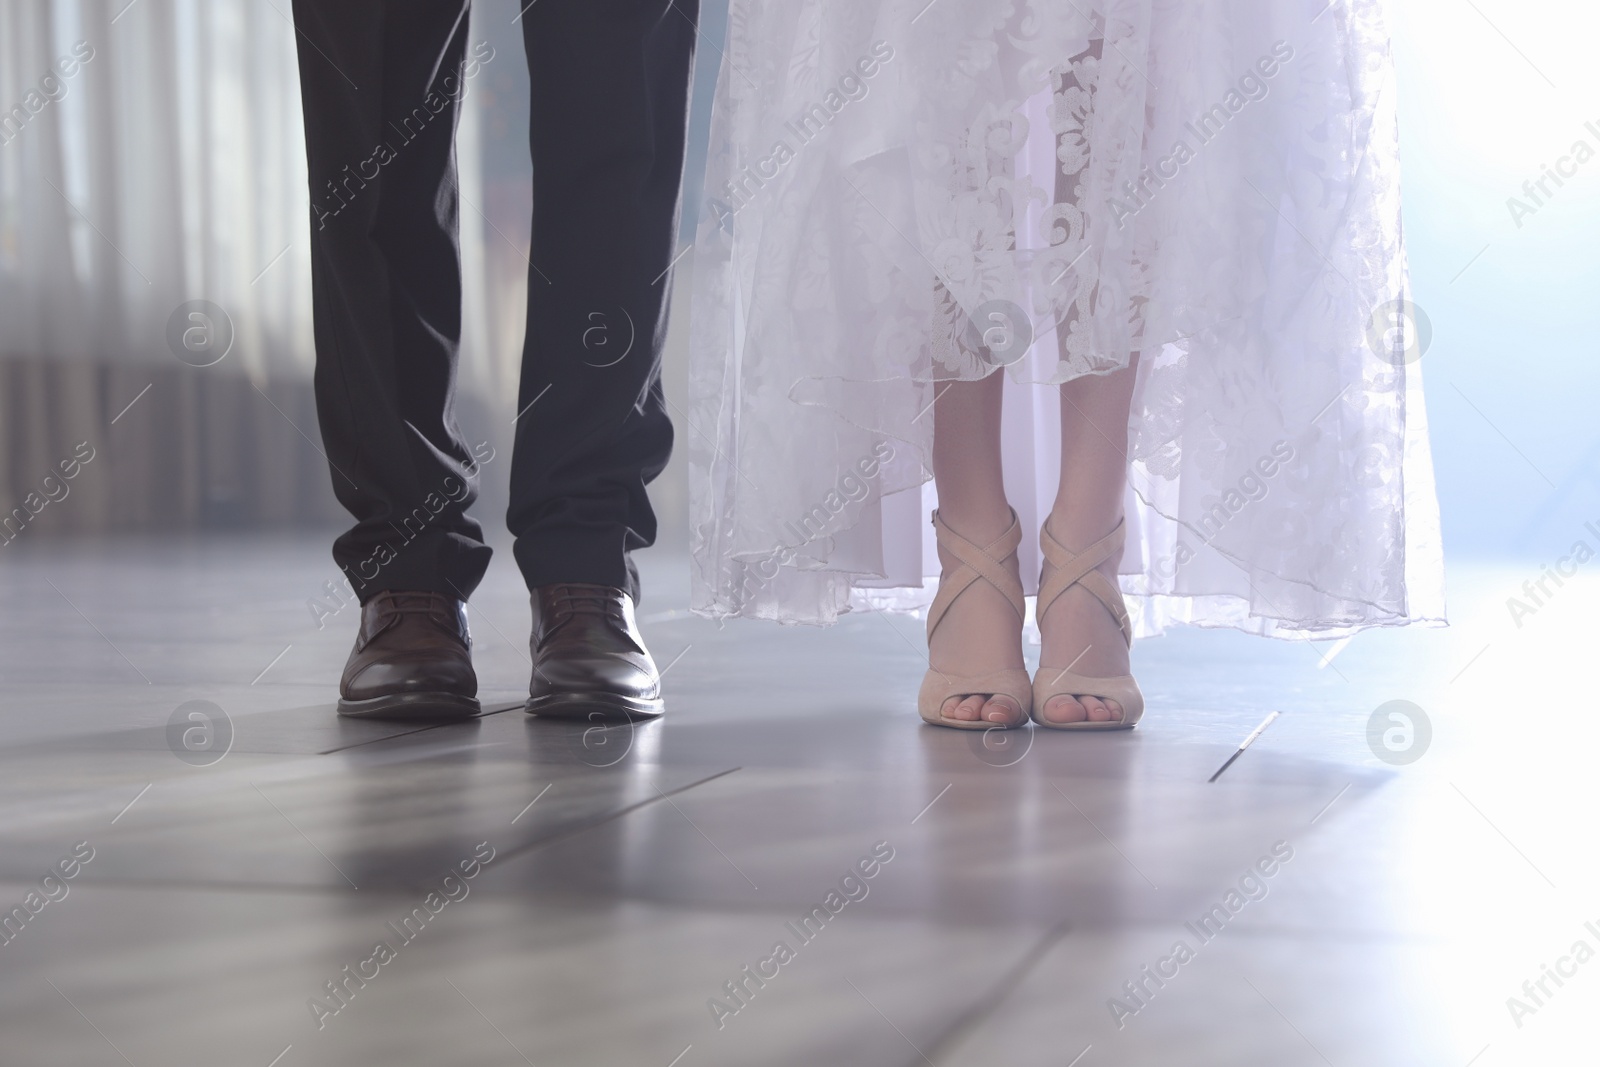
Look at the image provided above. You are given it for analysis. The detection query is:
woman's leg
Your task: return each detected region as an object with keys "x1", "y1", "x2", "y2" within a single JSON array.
[
  {"x1": 1039, "y1": 357, "x2": 1139, "y2": 723},
  {"x1": 1033, "y1": 39, "x2": 1143, "y2": 724},
  {"x1": 928, "y1": 372, "x2": 1026, "y2": 723}
]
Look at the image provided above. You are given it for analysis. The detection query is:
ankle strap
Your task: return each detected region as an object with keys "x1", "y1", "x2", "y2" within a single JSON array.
[
  {"x1": 926, "y1": 509, "x2": 1025, "y2": 640},
  {"x1": 1037, "y1": 518, "x2": 1132, "y2": 649}
]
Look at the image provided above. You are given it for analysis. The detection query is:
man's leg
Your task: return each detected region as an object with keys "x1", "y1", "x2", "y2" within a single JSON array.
[
  {"x1": 291, "y1": 0, "x2": 492, "y2": 602},
  {"x1": 291, "y1": 0, "x2": 489, "y2": 718},
  {"x1": 511, "y1": 0, "x2": 697, "y2": 598},
  {"x1": 514, "y1": 0, "x2": 698, "y2": 718}
]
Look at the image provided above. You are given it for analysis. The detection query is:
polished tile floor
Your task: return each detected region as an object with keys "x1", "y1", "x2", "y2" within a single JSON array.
[{"x1": 0, "y1": 534, "x2": 1595, "y2": 1065}]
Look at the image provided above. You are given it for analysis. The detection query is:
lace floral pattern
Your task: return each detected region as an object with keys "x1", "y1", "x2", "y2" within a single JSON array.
[{"x1": 688, "y1": 0, "x2": 1445, "y2": 637}]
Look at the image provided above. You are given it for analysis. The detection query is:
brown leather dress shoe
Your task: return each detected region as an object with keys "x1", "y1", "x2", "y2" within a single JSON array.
[
  {"x1": 337, "y1": 591, "x2": 481, "y2": 719},
  {"x1": 526, "y1": 583, "x2": 663, "y2": 720}
]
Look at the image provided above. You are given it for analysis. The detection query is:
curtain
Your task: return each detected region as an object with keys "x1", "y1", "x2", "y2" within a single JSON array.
[{"x1": 0, "y1": 0, "x2": 514, "y2": 536}]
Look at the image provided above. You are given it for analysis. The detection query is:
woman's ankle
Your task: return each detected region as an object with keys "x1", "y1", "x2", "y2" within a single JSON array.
[
  {"x1": 1045, "y1": 506, "x2": 1123, "y2": 554},
  {"x1": 936, "y1": 500, "x2": 1014, "y2": 546}
]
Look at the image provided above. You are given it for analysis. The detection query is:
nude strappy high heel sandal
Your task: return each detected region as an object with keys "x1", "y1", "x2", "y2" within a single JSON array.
[
  {"x1": 918, "y1": 509, "x2": 1033, "y2": 730},
  {"x1": 1032, "y1": 517, "x2": 1144, "y2": 730}
]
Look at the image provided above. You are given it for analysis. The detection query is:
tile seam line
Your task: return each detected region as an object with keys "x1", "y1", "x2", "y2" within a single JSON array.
[
  {"x1": 0, "y1": 768, "x2": 743, "y2": 899},
  {"x1": 903, "y1": 919, "x2": 1073, "y2": 1066},
  {"x1": 315, "y1": 703, "x2": 528, "y2": 754},
  {"x1": 486, "y1": 766, "x2": 744, "y2": 869}
]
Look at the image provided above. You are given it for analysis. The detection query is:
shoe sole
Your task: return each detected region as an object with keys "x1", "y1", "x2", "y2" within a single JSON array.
[
  {"x1": 525, "y1": 691, "x2": 663, "y2": 721},
  {"x1": 336, "y1": 692, "x2": 483, "y2": 720}
]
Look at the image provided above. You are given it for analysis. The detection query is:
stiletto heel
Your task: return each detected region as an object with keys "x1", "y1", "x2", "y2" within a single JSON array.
[
  {"x1": 1033, "y1": 518, "x2": 1144, "y2": 730},
  {"x1": 918, "y1": 509, "x2": 1033, "y2": 730}
]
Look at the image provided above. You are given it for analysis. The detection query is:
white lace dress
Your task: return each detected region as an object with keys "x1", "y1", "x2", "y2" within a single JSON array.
[{"x1": 687, "y1": 0, "x2": 1445, "y2": 638}]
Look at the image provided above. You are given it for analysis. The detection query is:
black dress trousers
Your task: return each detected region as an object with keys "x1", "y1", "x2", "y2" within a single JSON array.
[{"x1": 290, "y1": 0, "x2": 697, "y2": 605}]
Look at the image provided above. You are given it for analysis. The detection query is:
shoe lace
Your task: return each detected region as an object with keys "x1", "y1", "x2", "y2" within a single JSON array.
[
  {"x1": 544, "y1": 584, "x2": 623, "y2": 629},
  {"x1": 361, "y1": 592, "x2": 468, "y2": 649}
]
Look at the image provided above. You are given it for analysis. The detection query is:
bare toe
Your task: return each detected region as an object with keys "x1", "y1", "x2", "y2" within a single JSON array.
[
  {"x1": 960, "y1": 694, "x2": 991, "y2": 721},
  {"x1": 983, "y1": 697, "x2": 1021, "y2": 725},
  {"x1": 1082, "y1": 696, "x2": 1124, "y2": 722},
  {"x1": 1043, "y1": 694, "x2": 1088, "y2": 724},
  {"x1": 1080, "y1": 695, "x2": 1110, "y2": 722},
  {"x1": 943, "y1": 694, "x2": 984, "y2": 721}
]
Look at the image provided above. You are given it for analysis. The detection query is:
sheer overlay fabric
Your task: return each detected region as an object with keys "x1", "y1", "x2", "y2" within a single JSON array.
[{"x1": 688, "y1": 0, "x2": 1445, "y2": 638}]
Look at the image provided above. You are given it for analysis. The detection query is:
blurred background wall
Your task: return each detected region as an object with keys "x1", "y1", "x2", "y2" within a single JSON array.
[
  {"x1": 1389, "y1": 0, "x2": 1600, "y2": 564},
  {"x1": 0, "y1": 0, "x2": 1592, "y2": 570}
]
